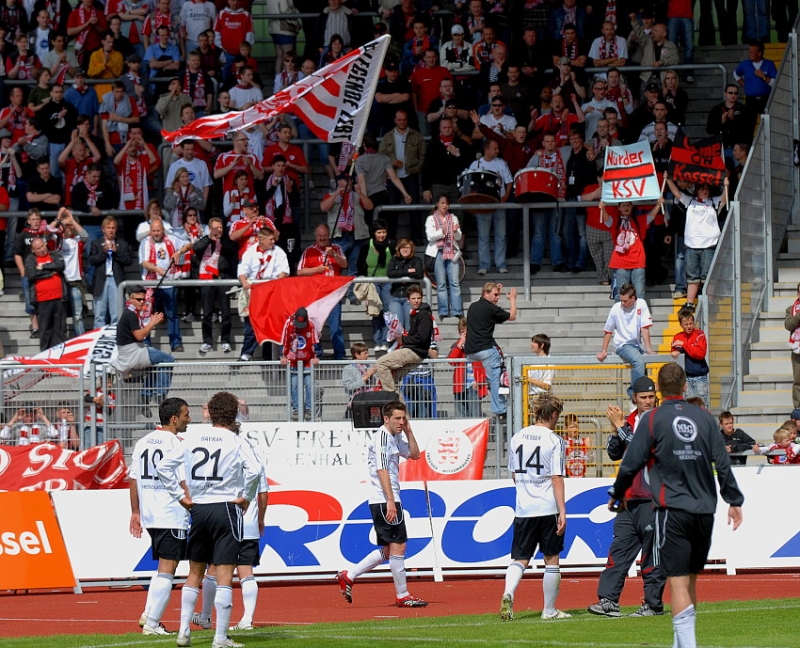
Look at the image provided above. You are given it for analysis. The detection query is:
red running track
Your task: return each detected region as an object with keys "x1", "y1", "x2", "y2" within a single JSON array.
[{"x1": 1, "y1": 573, "x2": 798, "y2": 638}]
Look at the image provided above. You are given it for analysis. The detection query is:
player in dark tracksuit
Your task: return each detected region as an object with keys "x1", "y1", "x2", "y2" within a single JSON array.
[
  {"x1": 609, "y1": 363, "x2": 744, "y2": 648},
  {"x1": 589, "y1": 376, "x2": 666, "y2": 618}
]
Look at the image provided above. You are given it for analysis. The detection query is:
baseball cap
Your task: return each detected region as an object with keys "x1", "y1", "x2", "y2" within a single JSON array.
[
  {"x1": 645, "y1": 81, "x2": 660, "y2": 93},
  {"x1": 632, "y1": 376, "x2": 656, "y2": 394},
  {"x1": 74, "y1": 67, "x2": 86, "y2": 76},
  {"x1": 451, "y1": 24, "x2": 465, "y2": 34},
  {"x1": 558, "y1": 56, "x2": 571, "y2": 66},
  {"x1": 0, "y1": 128, "x2": 11, "y2": 139},
  {"x1": 294, "y1": 307, "x2": 309, "y2": 329},
  {"x1": 791, "y1": 408, "x2": 800, "y2": 420},
  {"x1": 384, "y1": 61, "x2": 399, "y2": 71},
  {"x1": 241, "y1": 197, "x2": 258, "y2": 208}
]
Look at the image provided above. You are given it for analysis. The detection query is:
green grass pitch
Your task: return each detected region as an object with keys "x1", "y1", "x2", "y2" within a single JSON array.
[{"x1": 3, "y1": 598, "x2": 800, "y2": 648}]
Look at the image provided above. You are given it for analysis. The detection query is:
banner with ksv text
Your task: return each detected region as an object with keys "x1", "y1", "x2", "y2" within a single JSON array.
[
  {"x1": 602, "y1": 142, "x2": 661, "y2": 204},
  {"x1": 52, "y1": 468, "x2": 792, "y2": 581},
  {"x1": 199, "y1": 418, "x2": 490, "y2": 484}
]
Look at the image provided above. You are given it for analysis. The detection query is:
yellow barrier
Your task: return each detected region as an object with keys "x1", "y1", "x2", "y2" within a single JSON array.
[{"x1": 520, "y1": 362, "x2": 669, "y2": 478}]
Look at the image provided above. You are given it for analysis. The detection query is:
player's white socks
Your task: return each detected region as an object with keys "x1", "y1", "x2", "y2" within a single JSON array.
[
  {"x1": 542, "y1": 565, "x2": 561, "y2": 614},
  {"x1": 145, "y1": 573, "x2": 174, "y2": 629},
  {"x1": 142, "y1": 572, "x2": 159, "y2": 622},
  {"x1": 672, "y1": 604, "x2": 697, "y2": 648},
  {"x1": 179, "y1": 585, "x2": 200, "y2": 635},
  {"x1": 200, "y1": 574, "x2": 217, "y2": 621},
  {"x1": 239, "y1": 576, "x2": 258, "y2": 627},
  {"x1": 214, "y1": 585, "x2": 234, "y2": 642},
  {"x1": 350, "y1": 548, "x2": 387, "y2": 580},
  {"x1": 389, "y1": 554, "x2": 408, "y2": 598},
  {"x1": 503, "y1": 561, "x2": 526, "y2": 598}
]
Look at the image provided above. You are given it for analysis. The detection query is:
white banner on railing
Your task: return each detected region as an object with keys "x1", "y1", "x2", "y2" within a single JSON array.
[
  {"x1": 52, "y1": 468, "x2": 797, "y2": 581},
  {"x1": 185, "y1": 418, "x2": 488, "y2": 483}
]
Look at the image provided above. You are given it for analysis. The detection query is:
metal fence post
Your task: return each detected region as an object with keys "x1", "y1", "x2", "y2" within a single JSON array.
[
  {"x1": 763, "y1": 114, "x2": 774, "y2": 299},
  {"x1": 732, "y1": 201, "x2": 743, "y2": 404}
]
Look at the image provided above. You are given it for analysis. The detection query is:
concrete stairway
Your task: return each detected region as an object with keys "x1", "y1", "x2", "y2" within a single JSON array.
[{"x1": 729, "y1": 225, "x2": 800, "y2": 442}]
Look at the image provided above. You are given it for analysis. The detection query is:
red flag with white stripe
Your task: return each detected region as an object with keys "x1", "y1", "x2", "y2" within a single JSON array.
[
  {"x1": 249, "y1": 276, "x2": 354, "y2": 345},
  {"x1": 163, "y1": 35, "x2": 391, "y2": 146}
]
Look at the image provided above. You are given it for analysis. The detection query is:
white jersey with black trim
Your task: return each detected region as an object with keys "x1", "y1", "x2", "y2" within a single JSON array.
[
  {"x1": 157, "y1": 425, "x2": 261, "y2": 506},
  {"x1": 367, "y1": 426, "x2": 410, "y2": 504},
  {"x1": 243, "y1": 452, "x2": 269, "y2": 540},
  {"x1": 507, "y1": 424, "x2": 566, "y2": 518},
  {"x1": 129, "y1": 428, "x2": 190, "y2": 530}
]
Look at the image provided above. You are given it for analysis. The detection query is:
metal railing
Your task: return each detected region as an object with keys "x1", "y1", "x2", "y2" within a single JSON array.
[
  {"x1": 697, "y1": 28, "x2": 799, "y2": 410},
  {"x1": 1, "y1": 351, "x2": 693, "y2": 481}
]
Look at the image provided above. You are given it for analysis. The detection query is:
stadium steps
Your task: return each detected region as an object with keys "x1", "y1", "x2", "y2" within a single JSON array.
[{"x1": 728, "y1": 225, "x2": 800, "y2": 439}]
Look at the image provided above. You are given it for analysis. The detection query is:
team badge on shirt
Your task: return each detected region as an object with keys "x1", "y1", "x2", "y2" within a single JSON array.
[{"x1": 672, "y1": 416, "x2": 698, "y2": 443}]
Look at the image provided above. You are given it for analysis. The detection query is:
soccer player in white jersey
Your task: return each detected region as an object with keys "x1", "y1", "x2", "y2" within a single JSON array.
[
  {"x1": 130, "y1": 397, "x2": 191, "y2": 636},
  {"x1": 500, "y1": 392, "x2": 571, "y2": 621},
  {"x1": 192, "y1": 450, "x2": 269, "y2": 632},
  {"x1": 336, "y1": 400, "x2": 428, "y2": 608},
  {"x1": 157, "y1": 391, "x2": 261, "y2": 648}
]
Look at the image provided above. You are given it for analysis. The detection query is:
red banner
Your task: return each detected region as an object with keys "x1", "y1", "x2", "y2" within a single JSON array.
[
  {"x1": 668, "y1": 129, "x2": 726, "y2": 186},
  {"x1": 400, "y1": 419, "x2": 490, "y2": 481},
  {"x1": 0, "y1": 441, "x2": 128, "y2": 491}
]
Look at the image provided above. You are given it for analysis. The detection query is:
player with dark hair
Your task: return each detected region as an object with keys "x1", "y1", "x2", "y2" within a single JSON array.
[
  {"x1": 129, "y1": 397, "x2": 191, "y2": 635},
  {"x1": 609, "y1": 363, "x2": 744, "y2": 648},
  {"x1": 500, "y1": 392, "x2": 570, "y2": 621},
  {"x1": 157, "y1": 391, "x2": 261, "y2": 648},
  {"x1": 588, "y1": 375, "x2": 665, "y2": 617},
  {"x1": 336, "y1": 400, "x2": 427, "y2": 607}
]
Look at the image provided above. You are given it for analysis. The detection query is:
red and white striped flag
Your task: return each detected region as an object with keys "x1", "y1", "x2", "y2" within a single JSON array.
[
  {"x1": 249, "y1": 276, "x2": 354, "y2": 345},
  {"x1": 163, "y1": 35, "x2": 391, "y2": 146}
]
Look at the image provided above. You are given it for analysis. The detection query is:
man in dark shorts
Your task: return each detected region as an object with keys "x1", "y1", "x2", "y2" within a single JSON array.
[
  {"x1": 609, "y1": 363, "x2": 744, "y2": 648},
  {"x1": 588, "y1": 375, "x2": 665, "y2": 617},
  {"x1": 129, "y1": 397, "x2": 192, "y2": 635},
  {"x1": 500, "y1": 392, "x2": 570, "y2": 621},
  {"x1": 336, "y1": 401, "x2": 427, "y2": 607},
  {"x1": 465, "y1": 282, "x2": 517, "y2": 420},
  {"x1": 157, "y1": 391, "x2": 261, "y2": 648}
]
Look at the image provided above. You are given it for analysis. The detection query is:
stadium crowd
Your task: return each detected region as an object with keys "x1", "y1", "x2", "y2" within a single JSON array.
[{"x1": 0, "y1": 0, "x2": 779, "y2": 367}]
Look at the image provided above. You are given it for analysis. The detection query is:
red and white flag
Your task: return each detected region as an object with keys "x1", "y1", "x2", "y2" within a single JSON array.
[
  {"x1": 164, "y1": 34, "x2": 391, "y2": 146},
  {"x1": 3, "y1": 326, "x2": 118, "y2": 402},
  {"x1": 249, "y1": 276, "x2": 354, "y2": 345}
]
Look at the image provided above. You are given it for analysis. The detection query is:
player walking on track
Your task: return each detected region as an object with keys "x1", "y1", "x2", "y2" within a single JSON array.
[
  {"x1": 157, "y1": 391, "x2": 262, "y2": 648},
  {"x1": 336, "y1": 400, "x2": 428, "y2": 608},
  {"x1": 129, "y1": 397, "x2": 192, "y2": 635},
  {"x1": 609, "y1": 363, "x2": 744, "y2": 648},
  {"x1": 500, "y1": 393, "x2": 571, "y2": 621}
]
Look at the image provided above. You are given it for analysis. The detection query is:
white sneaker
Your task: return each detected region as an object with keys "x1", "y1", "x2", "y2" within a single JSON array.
[
  {"x1": 191, "y1": 613, "x2": 212, "y2": 630},
  {"x1": 212, "y1": 637, "x2": 244, "y2": 648},
  {"x1": 143, "y1": 624, "x2": 172, "y2": 636},
  {"x1": 541, "y1": 609, "x2": 572, "y2": 619},
  {"x1": 229, "y1": 622, "x2": 255, "y2": 630},
  {"x1": 199, "y1": 343, "x2": 212, "y2": 354},
  {"x1": 222, "y1": 343, "x2": 233, "y2": 353},
  {"x1": 139, "y1": 614, "x2": 147, "y2": 628},
  {"x1": 176, "y1": 632, "x2": 192, "y2": 647},
  {"x1": 239, "y1": 354, "x2": 252, "y2": 362}
]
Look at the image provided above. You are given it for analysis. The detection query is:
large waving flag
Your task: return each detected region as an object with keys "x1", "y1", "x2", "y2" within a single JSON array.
[
  {"x1": 164, "y1": 35, "x2": 391, "y2": 146},
  {"x1": 249, "y1": 276, "x2": 354, "y2": 345},
  {"x1": 601, "y1": 141, "x2": 661, "y2": 203},
  {"x1": 2, "y1": 326, "x2": 118, "y2": 402},
  {"x1": 668, "y1": 129, "x2": 726, "y2": 186}
]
